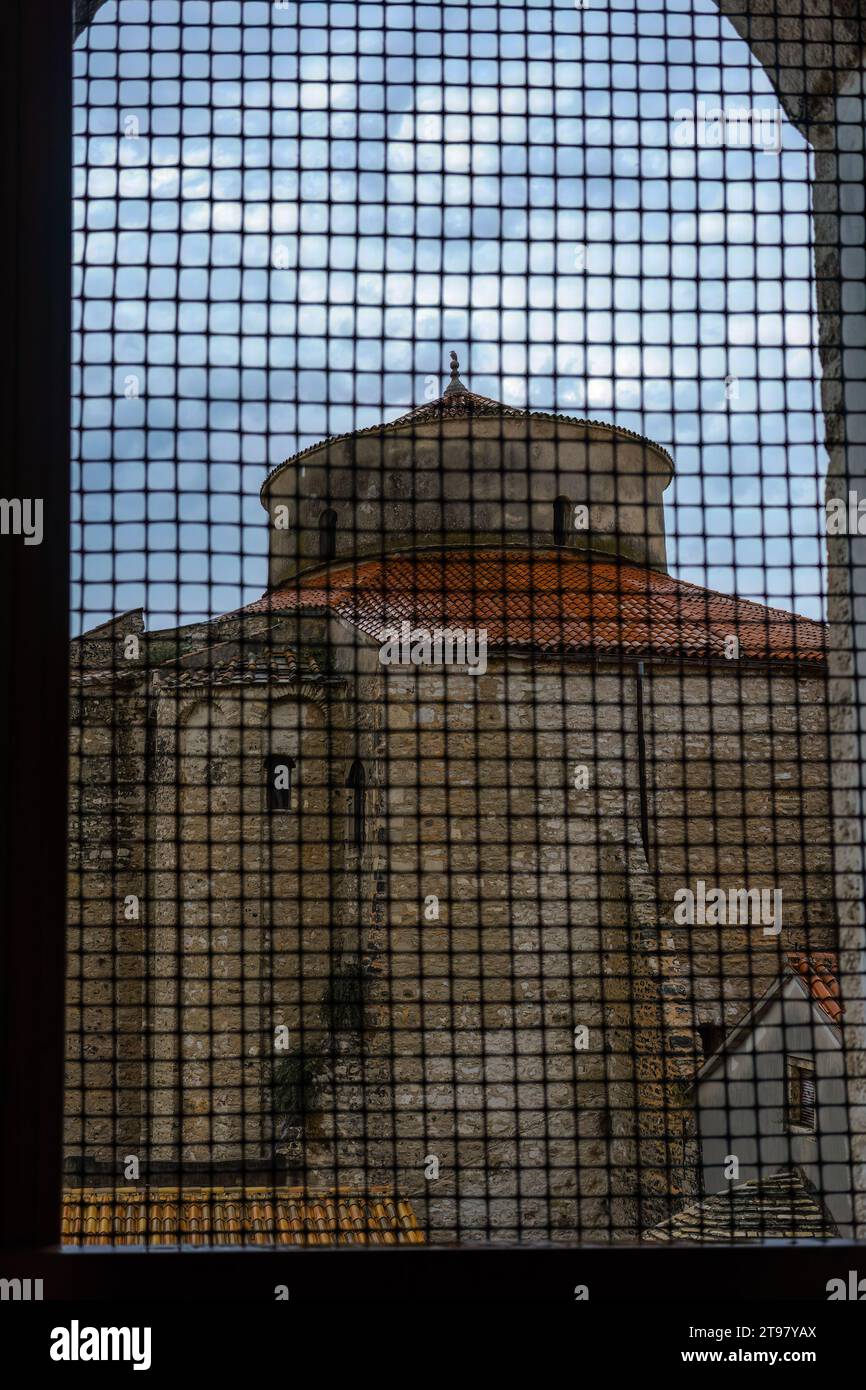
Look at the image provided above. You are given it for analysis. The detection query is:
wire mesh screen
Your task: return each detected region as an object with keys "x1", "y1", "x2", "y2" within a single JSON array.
[{"x1": 67, "y1": 0, "x2": 855, "y2": 1249}]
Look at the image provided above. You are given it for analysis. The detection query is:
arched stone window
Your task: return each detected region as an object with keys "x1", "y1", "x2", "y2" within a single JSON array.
[
  {"x1": 319, "y1": 508, "x2": 337, "y2": 560},
  {"x1": 347, "y1": 760, "x2": 366, "y2": 850},
  {"x1": 553, "y1": 496, "x2": 571, "y2": 547}
]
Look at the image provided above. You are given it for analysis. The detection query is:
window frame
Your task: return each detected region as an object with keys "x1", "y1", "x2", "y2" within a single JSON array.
[
  {"x1": 553, "y1": 495, "x2": 572, "y2": 547},
  {"x1": 265, "y1": 753, "x2": 295, "y2": 813},
  {"x1": 347, "y1": 759, "x2": 366, "y2": 852},
  {"x1": 1, "y1": 0, "x2": 864, "y2": 1301},
  {"x1": 319, "y1": 507, "x2": 338, "y2": 561},
  {"x1": 786, "y1": 1056, "x2": 818, "y2": 1134}
]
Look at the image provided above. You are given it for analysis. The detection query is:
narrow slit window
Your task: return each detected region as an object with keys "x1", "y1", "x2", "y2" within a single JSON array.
[
  {"x1": 553, "y1": 496, "x2": 571, "y2": 547},
  {"x1": 319, "y1": 508, "x2": 337, "y2": 560},
  {"x1": 347, "y1": 760, "x2": 366, "y2": 850},
  {"x1": 697, "y1": 1022, "x2": 726, "y2": 1061},
  {"x1": 266, "y1": 755, "x2": 295, "y2": 812}
]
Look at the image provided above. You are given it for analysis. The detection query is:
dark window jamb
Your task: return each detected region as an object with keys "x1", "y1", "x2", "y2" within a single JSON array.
[
  {"x1": 319, "y1": 508, "x2": 337, "y2": 561},
  {"x1": 553, "y1": 496, "x2": 571, "y2": 547},
  {"x1": 0, "y1": 0, "x2": 71, "y2": 1253},
  {"x1": 347, "y1": 759, "x2": 366, "y2": 850},
  {"x1": 266, "y1": 754, "x2": 295, "y2": 812}
]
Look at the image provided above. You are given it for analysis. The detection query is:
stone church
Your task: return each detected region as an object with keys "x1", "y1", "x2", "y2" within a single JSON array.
[{"x1": 66, "y1": 357, "x2": 835, "y2": 1243}]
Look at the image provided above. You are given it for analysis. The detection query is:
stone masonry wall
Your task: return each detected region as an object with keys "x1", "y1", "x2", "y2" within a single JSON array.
[
  {"x1": 65, "y1": 608, "x2": 834, "y2": 1242},
  {"x1": 321, "y1": 644, "x2": 833, "y2": 1242},
  {"x1": 646, "y1": 663, "x2": 835, "y2": 1028},
  {"x1": 66, "y1": 672, "x2": 147, "y2": 1168}
]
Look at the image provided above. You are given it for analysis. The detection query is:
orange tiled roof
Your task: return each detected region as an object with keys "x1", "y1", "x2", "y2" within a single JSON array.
[
  {"x1": 248, "y1": 551, "x2": 827, "y2": 666},
  {"x1": 788, "y1": 951, "x2": 843, "y2": 1022},
  {"x1": 61, "y1": 1188, "x2": 425, "y2": 1247}
]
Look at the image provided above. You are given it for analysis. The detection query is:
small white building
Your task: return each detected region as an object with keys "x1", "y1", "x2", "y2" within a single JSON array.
[{"x1": 693, "y1": 953, "x2": 851, "y2": 1238}]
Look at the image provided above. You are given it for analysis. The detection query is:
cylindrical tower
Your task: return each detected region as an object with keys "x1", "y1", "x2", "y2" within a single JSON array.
[{"x1": 260, "y1": 356, "x2": 674, "y2": 586}]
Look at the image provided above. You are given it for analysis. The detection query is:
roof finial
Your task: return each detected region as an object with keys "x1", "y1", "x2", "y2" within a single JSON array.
[{"x1": 444, "y1": 349, "x2": 468, "y2": 395}]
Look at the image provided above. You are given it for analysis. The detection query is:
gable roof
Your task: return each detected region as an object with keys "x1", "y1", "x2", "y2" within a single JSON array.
[
  {"x1": 643, "y1": 1168, "x2": 838, "y2": 1243},
  {"x1": 61, "y1": 1187, "x2": 424, "y2": 1247},
  {"x1": 696, "y1": 952, "x2": 843, "y2": 1083},
  {"x1": 246, "y1": 550, "x2": 827, "y2": 667}
]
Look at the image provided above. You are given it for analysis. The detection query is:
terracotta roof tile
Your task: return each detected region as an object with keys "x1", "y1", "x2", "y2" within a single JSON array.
[
  {"x1": 61, "y1": 1187, "x2": 425, "y2": 1247},
  {"x1": 70, "y1": 668, "x2": 142, "y2": 686},
  {"x1": 788, "y1": 951, "x2": 843, "y2": 1022},
  {"x1": 247, "y1": 551, "x2": 827, "y2": 667}
]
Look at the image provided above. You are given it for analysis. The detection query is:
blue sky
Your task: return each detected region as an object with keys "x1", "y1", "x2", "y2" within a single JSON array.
[{"x1": 72, "y1": 0, "x2": 826, "y2": 630}]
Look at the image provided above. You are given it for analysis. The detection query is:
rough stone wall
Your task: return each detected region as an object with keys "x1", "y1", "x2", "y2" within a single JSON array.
[
  {"x1": 148, "y1": 676, "x2": 338, "y2": 1164},
  {"x1": 65, "y1": 601, "x2": 835, "y2": 1242},
  {"x1": 66, "y1": 614, "x2": 149, "y2": 1173},
  {"x1": 714, "y1": 0, "x2": 865, "y2": 138},
  {"x1": 138, "y1": 610, "x2": 388, "y2": 1180},
  {"x1": 306, "y1": 645, "x2": 831, "y2": 1242},
  {"x1": 362, "y1": 654, "x2": 678, "y2": 1241},
  {"x1": 65, "y1": 608, "x2": 296, "y2": 1177},
  {"x1": 647, "y1": 663, "x2": 835, "y2": 1026}
]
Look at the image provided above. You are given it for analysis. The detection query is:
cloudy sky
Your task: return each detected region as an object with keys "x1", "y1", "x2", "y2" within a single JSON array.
[{"x1": 72, "y1": 0, "x2": 826, "y2": 630}]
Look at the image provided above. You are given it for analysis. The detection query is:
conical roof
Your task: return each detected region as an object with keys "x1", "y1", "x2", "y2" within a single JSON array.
[{"x1": 261, "y1": 353, "x2": 673, "y2": 498}]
